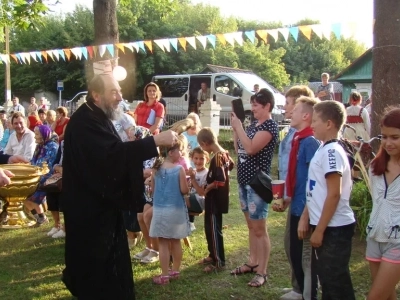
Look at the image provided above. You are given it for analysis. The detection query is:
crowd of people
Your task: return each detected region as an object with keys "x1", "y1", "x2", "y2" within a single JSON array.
[{"x1": 0, "y1": 72, "x2": 398, "y2": 300}]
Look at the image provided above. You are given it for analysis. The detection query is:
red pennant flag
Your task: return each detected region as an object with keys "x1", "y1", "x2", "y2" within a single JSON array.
[{"x1": 87, "y1": 46, "x2": 94, "y2": 59}]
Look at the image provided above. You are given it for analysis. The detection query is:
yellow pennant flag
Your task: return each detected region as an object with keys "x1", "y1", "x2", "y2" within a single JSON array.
[
  {"x1": 116, "y1": 43, "x2": 125, "y2": 53},
  {"x1": 256, "y1": 30, "x2": 268, "y2": 43},
  {"x1": 178, "y1": 38, "x2": 187, "y2": 51},
  {"x1": 216, "y1": 34, "x2": 226, "y2": 46},
  {"x1": 144, "y1": 40, "x2": 153, "y2": 53},
  {"x1": 299, "y1": 25, "x2": 312, "y2": 40}
]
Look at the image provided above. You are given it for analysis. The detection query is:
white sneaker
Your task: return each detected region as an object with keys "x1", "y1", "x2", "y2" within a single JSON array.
[
  {"x1": 190, "y1": 222, "x2": 196, "y2": 231},
  {"x1": 133, "y1": 248, "x2": 150, "y2": 260},
  {"x1": 52, "y1": 229, "x2": 66, "y2": 238},
  {"x1": 47, "y1": 227, "x2": 59, "y2": 236},
  {"x1": 140, "y1": 250, "x2": 159, "y2": 264},
  {"x1": 280, "y1": 290, "x2": 303, "y2": 300}
]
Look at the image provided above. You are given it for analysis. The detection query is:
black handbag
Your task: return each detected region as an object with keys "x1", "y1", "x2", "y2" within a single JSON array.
[
  {"x1": 40, "y1": 173, "x2": 62, "y2": 193},
  {"x1": 249, "y1": 167, "x2": 273, "y2": 203}
]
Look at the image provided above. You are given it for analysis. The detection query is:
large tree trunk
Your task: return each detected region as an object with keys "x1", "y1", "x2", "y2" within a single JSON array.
[
  {"x1": 93, "y1": 0, "x2": 119, "y2": 45},
  {"x1": 86, "y1": 0, "x2": 119, "y2": 82},
  {"x1": 371, "y1": 0, "x2": 400, "y2": 140}
]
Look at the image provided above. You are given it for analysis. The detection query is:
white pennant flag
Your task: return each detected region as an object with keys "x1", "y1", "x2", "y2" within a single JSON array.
[
  {"x1": 29, "y1": 52, "x2": 38, "y2": 62},
  {"x1": 98, "y1": 45, "x2": 107, "y2": 57},
  {"x1": 233, "y1": 32, "x2": 243, "y2": 46},
  {"x1": 52, "y1": 50, "x2": 60, "y2": 61},
  {"x1": 124, "y1": 43, "x2": 133, "y2": 53},
  {"x1": 129, "y1": 42, "x2": 139, "y2": 53},
  {"x1": 154, "y1": 39, "x2": 165, "y2": 52},
  {"x1": 22, "y1": 53, "x2": 31, "y2": 64},
  {"x1": 71, "y1": 47, "x2": 82, "y2": 60},
  {"x1": 224, "y1": 33, "x2": 235, "y2": 47},
  {"x1": 196, "y1": 36, "x2": 207, "y2": 49},
  {"x1": 321, "y1": 23, "x2": 332, "y2": 40},
  {"x1": 310, "y1": 24, "x2": 323, "y2": 40},
  {"x1": 186, "y1": 37, "x2": 197, "y2": 49},
  {"x1": 267, "y1": 29, "x2": 279, "y2": 42},
  {"x1": 0, "y1": 54, "x2": 9, "y2": 64},
  {"x1": 278, "y1": 28, "x2": 290, "y2": 41},
  {"x1": 161, "y1": 39, "x2": 170, "y2": 52}
]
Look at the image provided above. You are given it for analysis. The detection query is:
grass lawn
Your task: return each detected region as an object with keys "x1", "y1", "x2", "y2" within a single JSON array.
[{"x1": 0, "y1": 150, "x2": 390, "y2": 300}]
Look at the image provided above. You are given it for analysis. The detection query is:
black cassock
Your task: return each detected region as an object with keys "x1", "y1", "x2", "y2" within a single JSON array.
[{"x1": 61, "y1": 101, "x2": 158, "y2": 299}]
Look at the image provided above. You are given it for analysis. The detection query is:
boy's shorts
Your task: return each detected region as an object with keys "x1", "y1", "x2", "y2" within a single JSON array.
[
  {"x1": 238, "y1": 184, "x2": 268, "y2": 220},
  {"x1": 366, "y1": 237, "x2": 400, "y2": 264}
]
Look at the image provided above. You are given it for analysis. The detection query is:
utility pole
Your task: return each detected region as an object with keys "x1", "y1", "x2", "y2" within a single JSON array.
[{"x1": 4, "y1": 26, "x2": 11, "y2": 105}]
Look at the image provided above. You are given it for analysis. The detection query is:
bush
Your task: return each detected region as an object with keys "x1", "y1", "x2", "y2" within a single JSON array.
[{"x1": 350, "y1": 181, "x2": 372, "y2": 239}]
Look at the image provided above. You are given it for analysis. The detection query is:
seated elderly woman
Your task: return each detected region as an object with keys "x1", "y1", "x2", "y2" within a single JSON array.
[{"x1": 24, "y1": 125, "x2": 59, "y2": 226}]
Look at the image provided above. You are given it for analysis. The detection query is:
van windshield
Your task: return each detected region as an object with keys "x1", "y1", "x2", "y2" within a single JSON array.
[{"x1": 232, "y1": 73, "x2": 281, "y2": 93}]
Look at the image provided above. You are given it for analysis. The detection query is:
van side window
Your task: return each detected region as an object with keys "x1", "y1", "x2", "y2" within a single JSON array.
[
  {"x1": 154, "y1": 77, "x2": 189, "y2": 97},
  {"x1": 214, "y1": 75, "x2": 240, "y2": 96}
]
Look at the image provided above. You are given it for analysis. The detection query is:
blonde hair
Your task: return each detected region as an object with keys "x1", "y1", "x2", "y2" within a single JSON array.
[
  {"x1": 197, "y1": 127, "x2": 217, "y2": 145},
  {"x1": 296, "y1": 96, "x2": 320, "y2": 113},
  {"x1": 169, "y1": 118, "x2": 194, "y2": 134},
  {"x1": 321, "y1": 73, "x2": 330, "y2": 79},
  {"x1": 153, "y1": 135, "x2": 186, "y2": 170},
  {"x1": 186, "y1": 112, "x2": 202, "y2": 128}
]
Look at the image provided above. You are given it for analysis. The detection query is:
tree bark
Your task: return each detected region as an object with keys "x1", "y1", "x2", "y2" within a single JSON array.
[
  {"x1": 93, "y1": 0, "x2": 119, "y2": 45},
  {"x1": 371, "y1": 0, "x2": 400, "y2": 140}
]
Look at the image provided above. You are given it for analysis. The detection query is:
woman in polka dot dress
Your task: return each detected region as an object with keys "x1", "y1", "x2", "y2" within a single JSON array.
[{"x1": 231, "y1": 88, "x2": 278, "y2": 287}]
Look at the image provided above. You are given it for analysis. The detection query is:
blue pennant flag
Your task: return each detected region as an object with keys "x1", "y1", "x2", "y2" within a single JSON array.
[
  {"x1": 244, "y1": 31, "x2": 255, "y2": 44},
  {"x1": 106, "y1": 44, "x2": 114, "y2": 57},
  {"x1": 170, "y1": 38, "x2": 178, "y2": 52},
  {"x1": 81, "y1": 47, "x2": 88, "y2": 60},
  {"x1": 58, "y1": 49, "x2": 65, "y2": 61},
  {"x1": 289, "y1": 27, "x2": 299, "y2": 41},
  {"x1": 206, "y1": 35, "x2": 216, "y2": 49},
  {"x1": 138, "y1": 41, "x2": 146, "y2": 53},
  {"x1": 332, "y1": 23, "x2": 341, "y2": 40},
  {"x1": 35, "y1": 51, "x2": 42, "y2": 63}
]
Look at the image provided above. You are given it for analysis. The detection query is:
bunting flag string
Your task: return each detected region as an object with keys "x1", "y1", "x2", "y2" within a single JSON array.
[{"x1": 3, "y1": 22, "x2": 363, "y2": 65}]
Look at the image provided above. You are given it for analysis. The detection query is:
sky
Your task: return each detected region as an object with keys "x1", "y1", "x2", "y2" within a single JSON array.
[{"x1": 54, "y1": 0, "x2": 374, "y2": 47}]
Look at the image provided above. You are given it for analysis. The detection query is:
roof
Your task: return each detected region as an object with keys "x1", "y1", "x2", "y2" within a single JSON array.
[
  {"x1": 333, "y1": 48, "x2": 372, "y2": 82},
  {"x1": 200, "y1": 64, "x2": 254, "y2": 74}
]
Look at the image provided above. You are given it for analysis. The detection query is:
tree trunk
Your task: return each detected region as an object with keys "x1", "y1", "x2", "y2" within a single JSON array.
[
  {"x1": 371, "y1": 0, "x2": 400, "y2": 141},
  {"x1": 86, "y1": 0, "x2": 119, "y2": 82}
]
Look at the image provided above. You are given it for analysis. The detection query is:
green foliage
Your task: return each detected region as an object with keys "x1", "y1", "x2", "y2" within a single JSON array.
[
  {"x1": 0, "y1": 1, "x2": 367, "y2": 101},
  {"x1": 350, "y1": 181, "x2": 372, "y2": 239}
]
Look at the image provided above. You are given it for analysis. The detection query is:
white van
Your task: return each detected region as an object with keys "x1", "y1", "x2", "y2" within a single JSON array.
[{"x1": 152, "y1": 73, "x2": 285, "y2": 121}]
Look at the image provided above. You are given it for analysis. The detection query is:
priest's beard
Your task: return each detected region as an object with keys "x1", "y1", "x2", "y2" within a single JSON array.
[{"x1": 100, "y1": 96, "x2": 123, "y2": 120}]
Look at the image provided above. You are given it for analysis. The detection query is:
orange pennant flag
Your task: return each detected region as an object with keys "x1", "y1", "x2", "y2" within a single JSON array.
[
  {"x1": 178, "y1": 38, "x2": 187, "y2": 51},
  {"x1": 299, "y1": 25, "x2": 312, "y2": 40},
  {"x1": 41, "y1": 51, "x2": 48, "y2": 63},
  {"x1": 216, "y1": 34, "x2": 226, "y2": 46},
  {"x1": 63, "y1": 49, "x2": 71, "y2": 61},
  {"x1": 92, "y1": 46, "x2": 98, "y2": 57},
  {"x1": 144, "y1": 40, "x2": 153, "y2": 53},
  {"x1": 256, "y1": 30, "x2": 268, "y2": 43},
  {"x1": 10, "y1": 54, "x2": 18, "y2": 63},
  {"x1": 116, "y1": 43, "x2": 125, "y2": 53}
]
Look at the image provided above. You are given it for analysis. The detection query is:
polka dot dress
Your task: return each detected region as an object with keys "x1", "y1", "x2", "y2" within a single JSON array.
[{"x1": 237, "y1": 119, "x2": 278, "y2": 185}]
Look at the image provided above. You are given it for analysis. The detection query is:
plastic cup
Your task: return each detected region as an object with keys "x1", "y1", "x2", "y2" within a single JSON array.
[{"x1": 271, "y1": 180, "x2": 285, "y2": 208}]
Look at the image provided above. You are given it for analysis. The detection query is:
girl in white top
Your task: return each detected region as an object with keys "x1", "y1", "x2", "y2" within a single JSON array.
[
  {"x1": 343, "y1": 91, "x2": 371, "y2": 141},
  {"x1": 366, "y1": 107, "x2": 400, "y2": 300}
]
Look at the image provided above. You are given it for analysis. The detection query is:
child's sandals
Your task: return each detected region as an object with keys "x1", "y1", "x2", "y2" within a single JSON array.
[
  {"x1": 230, "y1": 264, "x2": 258, "y2": 275},
  {"x1": 168, "y1": 270, "x2": 180, "y2": 280},
  {"x1": 153, "y1": 275, "x2": 170, "y2": 285},
  {"x1": 248, "y1": 273, "x2": 268, "y2": 287}
]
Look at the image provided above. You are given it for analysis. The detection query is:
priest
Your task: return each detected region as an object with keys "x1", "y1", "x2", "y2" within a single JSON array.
[{"x1": 61, "y1": 73, "x2": 177, "y2": 299}]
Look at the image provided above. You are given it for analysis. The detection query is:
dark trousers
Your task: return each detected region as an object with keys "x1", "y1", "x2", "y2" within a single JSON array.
[
  {"x1": 312, "y1": 223, "x2": 356, "y2": 300},
  {"x1": 290, "y1": 215, "x2": 318, "y2": 300},
  {"x1": 204, "y1": 208, "x2": 225, "y2": 267}
]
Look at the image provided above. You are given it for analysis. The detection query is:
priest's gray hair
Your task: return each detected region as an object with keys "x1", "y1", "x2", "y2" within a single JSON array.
[{"x1": 86, "y1": 75, "x2": 107, "y2": 103}]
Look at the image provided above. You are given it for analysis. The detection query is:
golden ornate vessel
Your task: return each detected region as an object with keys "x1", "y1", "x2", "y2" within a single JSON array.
[{"x1": 0, "y1": 163, "x2": 49, "y2": 229}]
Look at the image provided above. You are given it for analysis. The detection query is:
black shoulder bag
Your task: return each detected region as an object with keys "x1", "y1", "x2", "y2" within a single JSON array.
[{"x1": 249, "y1": 155, "x2": 273, "y2": 203}]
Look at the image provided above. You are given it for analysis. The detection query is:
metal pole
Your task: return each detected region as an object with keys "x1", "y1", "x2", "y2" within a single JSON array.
[
  {"x1": 59, "y1": 90, "x2": 62, "y2": 107},
  {"x1": 4, "y1": 26, "x2": 11, "y2": 105}
]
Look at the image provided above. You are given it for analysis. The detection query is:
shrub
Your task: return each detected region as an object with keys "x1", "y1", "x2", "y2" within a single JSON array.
[{"x1": 350, "y1": 181, "x2": 372, "y2": 239}]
